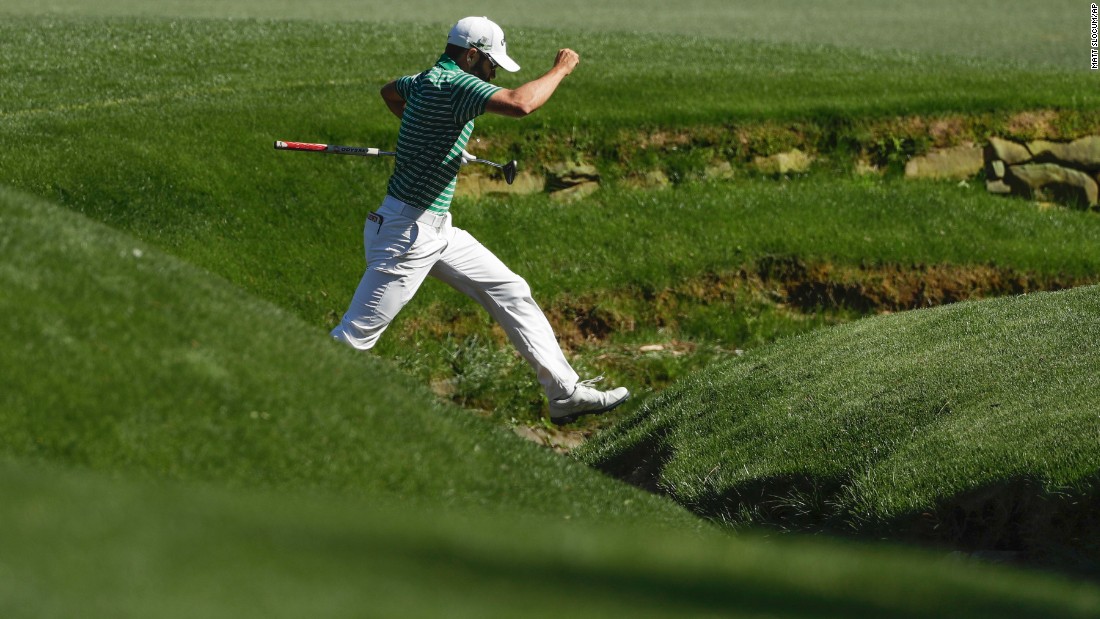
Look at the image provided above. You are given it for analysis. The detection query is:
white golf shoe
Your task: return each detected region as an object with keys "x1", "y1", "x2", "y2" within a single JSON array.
[{"x1": 549, "y1": 377, "x2": 630, "y2": 426}]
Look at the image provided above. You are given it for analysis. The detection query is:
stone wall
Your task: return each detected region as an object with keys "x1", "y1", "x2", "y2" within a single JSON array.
[
  {"x1": 455, "y1": 134, "x2": 1100, "y2": 210},
  {"x1": 985, "y1": 136, "x2": 1100, "y2": 209},
  {"x1": 905, "y1": 136, "x2": 1100, "y2": 209}
]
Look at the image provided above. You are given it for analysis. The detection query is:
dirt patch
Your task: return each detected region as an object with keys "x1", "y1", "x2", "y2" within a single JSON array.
[
  {"x1": 1006, "y1": 110, "x2": 1061, "y2": 141},
  {"x1": 395, "y1": 258, "x2": 1096, "y2": 348},
  {"x1": 635, "y1": 129, "x2": 694, "y2": 150},
  {"x1": 537, "y1": 258, "x2": 1095, "y2": 346},
  {"x1": 755, "y1": 257, "x2": 1088, "y2": 313},
  {"x1": 511, "y1": 424, "x2": 589, "y2": 454}
]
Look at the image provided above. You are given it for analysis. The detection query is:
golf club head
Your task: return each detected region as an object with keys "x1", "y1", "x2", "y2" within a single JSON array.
[{"x1": 503, "y1": 160, "x2": 518, "y2": 185}]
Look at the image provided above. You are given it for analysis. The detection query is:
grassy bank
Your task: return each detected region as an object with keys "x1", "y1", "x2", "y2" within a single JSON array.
[
  {"x1": 8, "y1": 189, "x2": 1100, "y2": 617},
  {"x1": 0, "y1": 186, "x2": 701, "y2": 528},
  {"x1": 4, "y1": 461, "x2": 1100, "y2": 619},
  {"x1": 578, "y1": 285, "x2": 1100, "y2": 573}
]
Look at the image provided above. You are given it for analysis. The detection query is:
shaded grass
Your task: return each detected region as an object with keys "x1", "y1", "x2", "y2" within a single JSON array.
[
  {"x1": 577, "y1": 285, "x2": 1100, "y2": 572},
  {"x1": 4, "y1": 461, "x2": 1100, "y2": 619}
]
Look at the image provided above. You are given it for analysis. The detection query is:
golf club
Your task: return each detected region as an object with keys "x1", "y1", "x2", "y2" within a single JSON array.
[{"x1": 275, "y1": 140, "x2": 518, "y2": 185}]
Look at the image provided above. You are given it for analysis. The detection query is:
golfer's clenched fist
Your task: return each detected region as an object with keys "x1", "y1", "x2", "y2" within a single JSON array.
[
  {"x1": 484, "y1": 47, "x2": 580, "y2": 117},
  {"x1": 554, "y1": 49, "x2": 580, "y2": 75}
]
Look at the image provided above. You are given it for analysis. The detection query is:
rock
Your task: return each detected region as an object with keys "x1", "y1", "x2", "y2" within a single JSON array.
[
  {"x1": 549, "y1": 181, "x2": 599, "y2": 202},
  {"x1": 986, "y1": 137, "x2": 1032, "y2": 165},
  {"x1": 546, "y1": 162, "x2": 600, "y2": 191},
  {"x1": 1005, "y1": 163, "x2": 1098, "y2": 207},
  {"x1": 1027, "y1": 136, "x2": 1100, "y2": 172},
  {"x1": 753, "y1": 149, "x2": 813, "y2": 175},
  {"x1": 989, "y1": 160, "x2": 1006, "y2": 179},
  {"x1": 904, "y1": 144, "x2": 983, "y2": 180},
  {"x1": 642, "y1": 169, "x2": 671, "y2": 187},
  {"x1": 986, "y1": 179, "x2": 1012, "y2": 194},
  {"x1": 704, "y1": 160, "x2": 735, "y2": 180},
  {"x1": 854, "y1": 159, "x2": 881, "y2": 176}
]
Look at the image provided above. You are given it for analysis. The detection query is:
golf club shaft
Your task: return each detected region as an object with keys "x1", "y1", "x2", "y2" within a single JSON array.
[
  {"x1": 275, "y1": 140, "x2": 517, "y2": 184},
  {"x1": 471, "y1": 158, "x2": 504, "y2": 169},
  {"x1": 276, "y1": 141, "x2": 507, "y2": 167},
  {"x1": 275, "y1": 141, "x2": 394, "y2": 157}
]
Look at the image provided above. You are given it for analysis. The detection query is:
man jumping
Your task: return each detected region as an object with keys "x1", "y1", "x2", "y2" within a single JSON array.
[{"x1": 330, "y1": 16, "x2": 629, "y2": 425}]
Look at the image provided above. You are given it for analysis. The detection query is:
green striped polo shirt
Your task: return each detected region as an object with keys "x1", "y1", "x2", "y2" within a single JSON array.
[{"x1": 386, "y1": 54, "x2": 502, "y2": 213}]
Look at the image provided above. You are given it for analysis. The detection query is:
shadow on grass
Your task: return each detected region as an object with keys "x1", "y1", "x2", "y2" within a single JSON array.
[{"x1": 596, "y1": 457, "x2": 1100, "y2": 579}]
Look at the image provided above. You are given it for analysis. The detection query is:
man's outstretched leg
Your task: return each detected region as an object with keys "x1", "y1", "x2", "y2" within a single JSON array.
[
  {"x1": 429, "y1": 224, "x2": 628, "y2": 423},
  {"x1": 331, "y1": 198, "x2": 448, "y2": 349}
]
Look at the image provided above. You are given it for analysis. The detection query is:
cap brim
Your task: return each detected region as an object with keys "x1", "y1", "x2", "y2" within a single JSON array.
[{"x1": 489, "y1": 52, "x2": 520, "y2": 73}]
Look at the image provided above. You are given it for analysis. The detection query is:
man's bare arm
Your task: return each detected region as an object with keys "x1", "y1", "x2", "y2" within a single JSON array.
[
  {"x1": 380, "y1": 81, "x2": 406, "y2": 119},
  {"x1": 486, "y1": 49, "x2": 580, "y2": 118}
]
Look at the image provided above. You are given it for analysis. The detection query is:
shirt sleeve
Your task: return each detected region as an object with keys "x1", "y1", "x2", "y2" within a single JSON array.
[
  {"x1": 394, "y1": 75, "x2": 417, "y2": 101},
  {"x1": 450, "y1": 73, "x2": 502, "y2": 125}
]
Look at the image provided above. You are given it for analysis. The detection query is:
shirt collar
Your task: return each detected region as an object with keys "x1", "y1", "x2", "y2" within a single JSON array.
[{"x1": 436, "y1": 53, "x2": 460, "y2": 71}]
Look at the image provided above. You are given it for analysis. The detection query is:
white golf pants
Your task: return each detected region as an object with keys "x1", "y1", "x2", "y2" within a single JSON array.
[{"x1": 331, "y1": 195, "x2": 580, "y2": 401}]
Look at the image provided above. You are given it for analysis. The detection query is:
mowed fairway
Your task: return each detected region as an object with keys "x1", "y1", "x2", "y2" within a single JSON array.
[
  {"x1": 4, "y1": 0, "x2": 1100, "y2": 615},
  {"x1": 3, "y1": 0, "x2": 1089, "y2": 69}
]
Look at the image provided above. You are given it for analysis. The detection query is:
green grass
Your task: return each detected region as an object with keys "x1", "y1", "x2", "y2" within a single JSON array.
[
  {"x1": 578, "y1": 285, "x2": 1100, "y2": 570},
  {"x1": 3, "y1": 16, "x2": 1096, "y2": 315},
  {"x1": 8, "y1": 177, "x2": 1100, "y2": 619},
  {"x1": 5, "y1": 15, "x2": 1099, "y2": 423},
  {"x1": 379, "y1": 181, "x2": 1100, "y2": 421},
  {"x1": 4, "y1": 16, "x2": 1096, "y2": 135},
  {"x1": 459, "y1": 181, "x2": 1100, "y2": 296},
  {"x1": 4, "y1": 2, "x2": 1100, "y2": 609},
  {"x1": 6, "y1": 461, "x2": 1100, "y2": 619},
  {"x1": 1, "y1": 0, "x2": 1087, "y2": 70}
]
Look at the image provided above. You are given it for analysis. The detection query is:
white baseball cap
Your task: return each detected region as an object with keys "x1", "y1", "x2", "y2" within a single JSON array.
[{"x1": 447, "y1": 16, "x2": 520, "y2": 73}]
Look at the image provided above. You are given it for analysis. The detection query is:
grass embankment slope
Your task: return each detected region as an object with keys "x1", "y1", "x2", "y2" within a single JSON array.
[
  {"x1": 580, "y1": 284, "x2": 1100, "y2": 570},
  {"x1": 8, "y1": 461, "x2": 1100, "y2": 619},
  {"x1": 4, "y1": 16, "x2": 1100, "y2": 421},
  {"x1": 0, "y1": 186, "x2": 694, "y2": 525},
  {"x1": 8, "y1": 186, "x2": 1099, "y2": 617}
]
